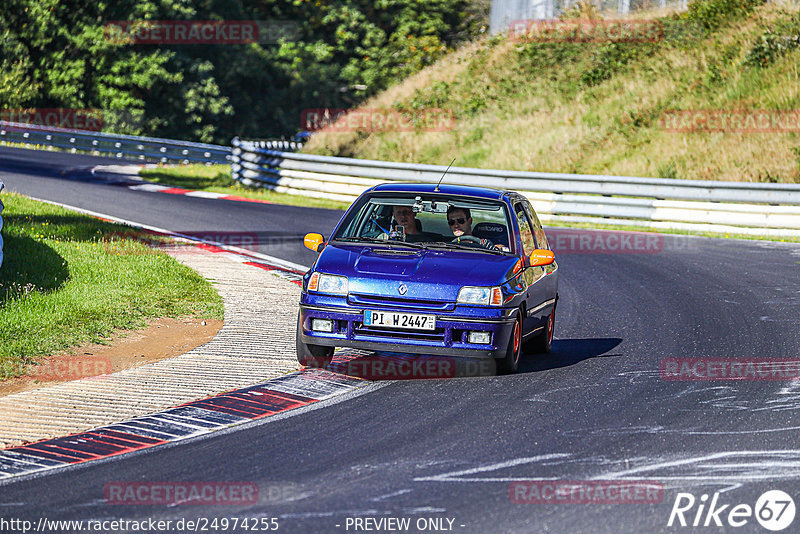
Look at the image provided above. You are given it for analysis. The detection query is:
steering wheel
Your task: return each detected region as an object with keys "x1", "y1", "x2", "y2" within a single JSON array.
[{"x1": 451, "y1": 235, "x2": 485, "y2": 246}]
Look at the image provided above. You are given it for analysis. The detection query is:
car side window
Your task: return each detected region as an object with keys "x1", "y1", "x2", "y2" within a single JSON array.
[
  {"x1": 523, "y1": 202, "x2": 548, "y2": 250},
  {"x1": 515, "y1": 203, "x2": 537, "y2": 255}
]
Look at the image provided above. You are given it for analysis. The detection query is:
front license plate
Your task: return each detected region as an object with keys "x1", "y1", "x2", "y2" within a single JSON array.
[{"x1": 364, "y1": 311, "x2": 436, "y2": 331}]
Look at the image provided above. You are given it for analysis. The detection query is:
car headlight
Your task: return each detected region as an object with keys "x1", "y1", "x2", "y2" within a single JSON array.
[
  {"x1": 457, "y1": 286, "x2": 503, "y2": 306},
  {"x1": 308, "y1": 272, "x2": 349, "y2": 295}
]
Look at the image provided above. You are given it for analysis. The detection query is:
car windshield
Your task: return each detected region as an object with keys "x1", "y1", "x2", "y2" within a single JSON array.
[{"x1": 332, "y1": 193, "x2": 513, "y2": 253}]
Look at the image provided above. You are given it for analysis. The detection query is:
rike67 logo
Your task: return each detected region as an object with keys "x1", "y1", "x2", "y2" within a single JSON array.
[{"x1": 668, "y1": 490, "x2": 795, "y2": 531}]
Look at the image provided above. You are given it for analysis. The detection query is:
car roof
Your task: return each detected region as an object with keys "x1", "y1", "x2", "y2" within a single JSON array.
[{"x1": 368, "y1": 182, "x2": 509, "y2": 200}]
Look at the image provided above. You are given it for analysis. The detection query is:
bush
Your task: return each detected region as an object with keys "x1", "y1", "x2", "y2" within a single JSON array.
[
  {"x1": 580, "y1": 42, "x2": 651, "y2": 87},
  {"x1": 685, "y1": 0, "x2": 767, "y2": 31},
  {"x1": 744, "y1": 12, "x2": 800, "y2": 67},
  {"x1": 560, "y1": 1, "x2": 602, "y2": 20},
  {"x1": 407, "y1": 81, "x2": 452, "y2": 110}
]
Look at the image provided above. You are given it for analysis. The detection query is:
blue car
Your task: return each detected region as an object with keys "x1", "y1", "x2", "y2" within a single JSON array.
[{"x1": 297, "y1": 183, "x2": 559, "y2": 374}]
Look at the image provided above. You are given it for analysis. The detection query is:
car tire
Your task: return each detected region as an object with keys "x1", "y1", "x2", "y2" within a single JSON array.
[
  {"x1": 497, "y1": 311, "x2": 522, "y2": 375},
  {"x1": 296, "y1": 312, "x2": 334, "y2": 369},
  {"x1": 526, "y1": 302, "x2": 556, "y2": 354}
]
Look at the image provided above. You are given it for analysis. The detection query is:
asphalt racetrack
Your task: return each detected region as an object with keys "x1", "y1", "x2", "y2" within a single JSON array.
[{"x1": 2, "y1": 146, "x2": 800, "y2": 533}]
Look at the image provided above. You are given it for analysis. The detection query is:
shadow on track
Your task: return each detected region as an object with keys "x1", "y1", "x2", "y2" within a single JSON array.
[
  {"x1": 327, "y1": 349, "x2": 498, "y2": 380},
  {"x1": 321, "y1": 338, "x2": 623, "y2": 381},
  {"x1": 519, "y1": 337, "x2": 623, "y2": 373},
  {"x1": 0, "y1": 146, "x2": 133, "y2": 184}
]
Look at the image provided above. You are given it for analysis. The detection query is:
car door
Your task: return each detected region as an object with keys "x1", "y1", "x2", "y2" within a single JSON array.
[
  {"x1": 521, "y1": 200, "x2": 558, "y2": 325},
  {"x1": 513, "y1": 201, "x2": 540, "y2": 334}
]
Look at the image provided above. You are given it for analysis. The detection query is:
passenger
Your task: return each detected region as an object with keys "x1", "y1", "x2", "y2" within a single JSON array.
[
  {"x1": 391, "y1": 205, "x2": 441, "y2": 242},
  {"x1": 392, "y1": 205, "x2": 420, "y2": 237}
]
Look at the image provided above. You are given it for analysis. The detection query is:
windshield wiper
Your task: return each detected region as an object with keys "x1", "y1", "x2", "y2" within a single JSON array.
[
  {"x1": 333, "y1": 236, "x2": 379, "y2": 242},
  {"x1": 332, "y1": 236, "x2": 427, "y2": 249},
  {"x1": 425, "y1": 242, "x2": 507, "y2": 255}
]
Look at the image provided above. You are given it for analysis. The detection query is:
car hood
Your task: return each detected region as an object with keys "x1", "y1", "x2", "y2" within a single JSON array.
[{"x1": 314, "y1": 243, "x2": 519, "y2": 302}]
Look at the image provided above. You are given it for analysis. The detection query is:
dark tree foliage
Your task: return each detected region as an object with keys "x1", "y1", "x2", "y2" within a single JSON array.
[{"x1": 0, "y1": 0, "x2": 484, "y2": 143}]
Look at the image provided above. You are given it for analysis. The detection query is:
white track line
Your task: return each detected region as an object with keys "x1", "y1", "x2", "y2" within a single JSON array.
[{"x1": 23, "y1": 195, "x2": 310, "y2": 272}]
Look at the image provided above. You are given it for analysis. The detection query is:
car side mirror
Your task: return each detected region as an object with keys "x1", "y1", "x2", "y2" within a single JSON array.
[
  {"x1": 304, "y1": 233, "x2": 326, "y2": 252},
  {"x1": 530, "y1": 249, "x2": 555, "y2": 267}
]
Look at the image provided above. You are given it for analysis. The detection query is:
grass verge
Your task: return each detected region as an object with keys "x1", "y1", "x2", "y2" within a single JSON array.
[
  {"x1": 139, "y1": 164, "x2": 350, "y2": 211},
  {"x1": 0, "y1": 192, "x2": 224, "y2": 380}
]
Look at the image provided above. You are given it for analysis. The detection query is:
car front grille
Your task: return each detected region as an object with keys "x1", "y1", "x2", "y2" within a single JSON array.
[
  {"x1": 354, "y1": 324, "x2": 447, "y2": 342},
  {"x1": 348, "y1": 293, "x2": 453, "y2": 312}
]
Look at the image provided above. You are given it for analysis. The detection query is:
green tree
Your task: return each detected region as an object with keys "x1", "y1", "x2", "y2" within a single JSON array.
[{"x1": 1, "y1": 0, "x2": 482, "y2": 143}]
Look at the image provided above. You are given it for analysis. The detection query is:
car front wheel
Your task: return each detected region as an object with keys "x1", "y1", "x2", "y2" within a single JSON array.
[
  {"x1": 497, "y1": 312, "x2": 522, "y2": 375},
  {"x1": 296, "y1": 312, "x2": 334, "y2": 369}
]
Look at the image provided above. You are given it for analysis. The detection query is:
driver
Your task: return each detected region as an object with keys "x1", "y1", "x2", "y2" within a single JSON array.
[
  {"x1": 447, "y1": 206, "x2": 495, "y2": 249},
  {"x1": 447, "y1": 206, "x2": 473, "y2": 238}
]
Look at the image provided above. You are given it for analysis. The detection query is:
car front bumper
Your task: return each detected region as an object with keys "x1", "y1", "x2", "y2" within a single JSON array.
[{"x1": 298, "y1": 303, "x2": 518, "y2": 359}]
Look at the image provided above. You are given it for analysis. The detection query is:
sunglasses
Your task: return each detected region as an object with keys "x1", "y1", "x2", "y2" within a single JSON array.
[{"x1": 448, "y1": 217, "x2": 467, "y2": 226}]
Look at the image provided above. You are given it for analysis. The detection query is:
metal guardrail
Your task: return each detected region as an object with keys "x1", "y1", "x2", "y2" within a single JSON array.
[
  {"x1": 231, "y1": 137, "x2": 800, "y2": 237},
  {"x1": 2, "y1": 121, "x2": 797, "y2": 238},
  {"x1": 238, "y1": 139, "x2": 305, "y2": 152},
  {"x1": 0, "y1": 121, "x2": 231, "y2": 165}
]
